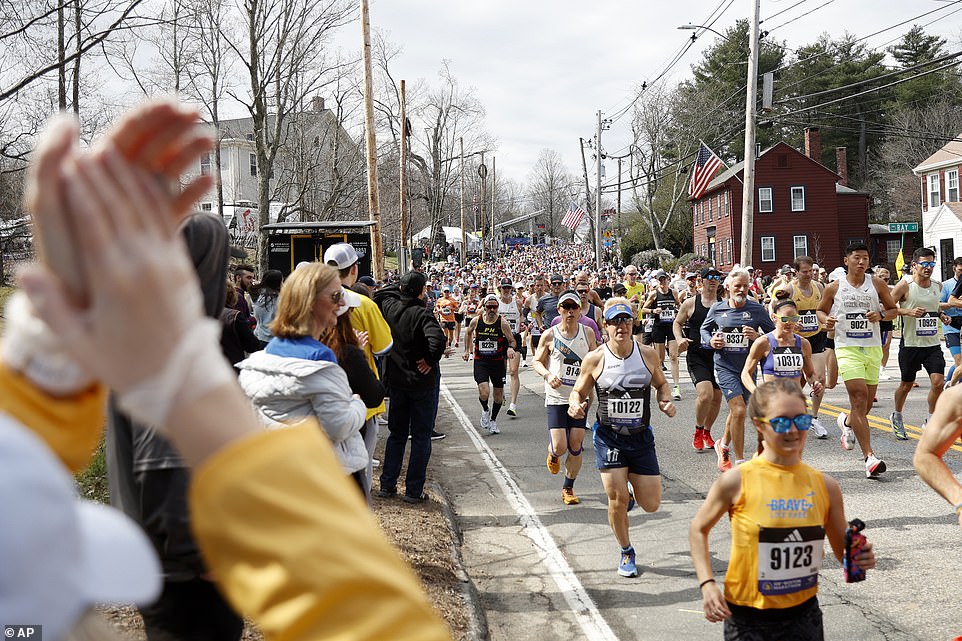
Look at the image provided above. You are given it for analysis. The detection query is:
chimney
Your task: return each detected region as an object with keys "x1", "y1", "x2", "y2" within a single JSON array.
[
  {"x1": 311, "y1": 96, "x2": 325, "y2": 112},
  {"x1": 836, "y1": 147, "x2": 848, "y2": 187},
  {"x1": 803, "y1": 127, "x2": 821, "y2": 162}
]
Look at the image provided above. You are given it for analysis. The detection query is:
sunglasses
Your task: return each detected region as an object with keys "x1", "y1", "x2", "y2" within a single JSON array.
[
  {"x1": 329, "y1": 289, "x2": 344, "y2": 304},
  {"x1": 757, "y1": 414, "x2": 814, "y2": 433},
  {"x1": 776, "y1": 315, "x2": 800, "y2": 323},
  {"x1": 916, "y1": 261, "x2": 937, "y2": 268},
  {"x1": 484, "y1": 305, "x2": 499, "y2": 311},
  {"x1": 560, "y1": 303, "x2": 581, "y2": 310},
  {"x1": 704, "y1": 274, "x2": 723, "y2": 281},
  {"x1": 606, "y1": 316, "x2": 632, "y2": 326},
  {"x1": 577, "y1": 290, "x2": 590, "y2": 295}
]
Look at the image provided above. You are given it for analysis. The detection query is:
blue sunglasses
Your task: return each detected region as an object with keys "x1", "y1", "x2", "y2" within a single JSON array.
[{"x1": 757, "y1": 414, "x2": 814, "y2": 433}]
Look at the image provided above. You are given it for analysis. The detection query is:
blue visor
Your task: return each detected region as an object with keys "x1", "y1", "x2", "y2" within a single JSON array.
[{"x1": 604, "y1": 303, "x2": 633, "y2": 321}]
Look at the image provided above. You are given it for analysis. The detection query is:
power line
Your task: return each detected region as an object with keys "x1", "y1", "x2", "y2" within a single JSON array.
[
  {"x1": 759, "y1": 0, "x2": 811, "y2": 25},
  {"x1": 764, "y1": 0, "x2": 836, "y2": 33}
]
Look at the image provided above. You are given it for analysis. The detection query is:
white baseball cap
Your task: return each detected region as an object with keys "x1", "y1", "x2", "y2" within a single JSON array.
[
  {"x1": 0, "y1": 416, "x2": 161, "y2": 640},
  {"x1": 323, "y1": 243, "x2": 359, "y2": 269},
  {"x1": 336, "y1": 286, "x2": 363, "y2": 317}
]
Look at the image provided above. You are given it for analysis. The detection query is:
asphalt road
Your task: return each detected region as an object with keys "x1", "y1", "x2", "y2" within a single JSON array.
[{"x1": 430, "y1": 342, "x2": 962, "y2": 641}]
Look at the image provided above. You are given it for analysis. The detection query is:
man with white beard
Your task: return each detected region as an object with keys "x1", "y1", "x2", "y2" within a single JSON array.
[{"x1": 700, "y1": 268, "x2": 776, "y2": 470}]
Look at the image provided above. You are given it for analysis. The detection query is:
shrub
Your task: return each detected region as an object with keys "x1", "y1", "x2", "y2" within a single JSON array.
[{"x1": 629, "y1": 249, "x2": 674, "y2": 269}]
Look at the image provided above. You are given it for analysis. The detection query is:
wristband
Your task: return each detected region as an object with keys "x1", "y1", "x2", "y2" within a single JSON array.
[
  {"x1": 699, "y1": 578, "x2": 716, "y2": 589},
  {"x1": 953, "y1": 502, "x2": 962, "y2": 515},
  {"x1": 116, "y1": 318, "x2": 236, "y2": 428}
]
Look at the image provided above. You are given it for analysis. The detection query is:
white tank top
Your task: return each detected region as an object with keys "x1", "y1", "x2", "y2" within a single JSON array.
[
  {"x1": 499, "y1": 298, "x2": 521, "y2": 333},
  {"x1": 595, "y1": 342, "x2": 652, "y2": 434},
  {"x1": 831, "y1": 275, "x2": 881, "y2": 348},
  {"x1": 545, "y1": 324, "x2": 591, "y2": 405}
]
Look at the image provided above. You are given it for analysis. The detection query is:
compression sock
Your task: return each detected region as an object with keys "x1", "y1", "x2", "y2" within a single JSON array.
[
  {"x1": 520, "y1": 346, "x2": 528, "y2": 360},
  {"x1": 563, "y1": 476, "x2": 575, "y2": 489},
  {"x1": 491, "y1": 402, "x2": 502, "y2": 420},
  {"x1": 480, "y1": 398, "x2": 489, "y2": 411}
]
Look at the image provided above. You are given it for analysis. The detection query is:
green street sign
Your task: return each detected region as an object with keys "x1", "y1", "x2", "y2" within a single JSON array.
[{"x1": 888, "y1": 222, "x2": 918, "y2": 233}]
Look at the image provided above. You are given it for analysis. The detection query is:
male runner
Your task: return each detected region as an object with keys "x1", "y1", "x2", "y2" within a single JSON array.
[
  {"x1": 913, "y1": 385, "x2": 962, "y2": 525},
  {"x1": 435, "y1": 285, "x2": 458, "y2": 351},
  {"x1": 575, "y1": 283, "x2": 604, "y2": 334},
  {"x1": 674, "y1": 267, "x2": 723, "y2": 456},
  {"x1": 463, "y1": 294, "x2": 516, "y2": 434},
  {"x1": 940, "y1": 257, "x2": 962, "y2": 387},
  {"x1": 888, "y1": 247, "x2": 946, "y2": 439},
  {"x1": 568, "y1": 299, "x2": 676, "y2": 577},
  {"x1": 525, "y1": 276, "x2": 545, "y2": 355},
  {"x1": 700, "y1": 268, "x2": 775, "y2": 469},
  {"x1": 642, "y1": 270, "x2": 682, "y2": 400},
  {"x1": 497, "y1": 278, "x2": 524, "y2": 417},
  {"x1": 535, "y1": 273, "x2": 564, "y2": 329},
  {"x1": 532, "y1": 291, "x2": 598, "y2": 505},
  {"x1": 622, "y1": 265, "x2": 646, "y2": 336},
  {"x1": 817, "y1": 243, "x2": 898, "y2": 478},
  {"x1": 594, "y1": 273, "x2": 613, "y2": 302},
  {"x1": 772, "y1": 256, "x2": 830, "y2": 438}
]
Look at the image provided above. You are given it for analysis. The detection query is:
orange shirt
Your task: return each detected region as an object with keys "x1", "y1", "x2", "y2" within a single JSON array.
[{"x1": 435, "y1": 296, "x2": 457, "y2": 323}]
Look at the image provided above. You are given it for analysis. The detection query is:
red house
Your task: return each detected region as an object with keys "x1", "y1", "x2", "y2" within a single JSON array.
[{"x1": 690, "y1": 128, "x2": 870, "y2": 272}]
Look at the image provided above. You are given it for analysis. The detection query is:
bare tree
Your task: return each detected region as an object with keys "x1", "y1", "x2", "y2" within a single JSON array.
[{"x1": 527, "y1": 148, "x2": 575, "y2": 239}]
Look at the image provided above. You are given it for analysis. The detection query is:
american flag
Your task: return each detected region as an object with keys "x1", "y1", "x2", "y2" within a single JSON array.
[
  {"x1": 561, "y1": 203, "x2": 586, "y2": 230},
  {"x1": 688, "y1": 142, "x2": 723, "y2": 200}
]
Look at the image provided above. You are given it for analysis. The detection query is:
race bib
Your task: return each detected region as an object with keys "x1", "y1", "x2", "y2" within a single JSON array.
[
  {"x1": 441, "y1": 306, "x2": 452, "y2": 316},
  {"x1": 643, "y1": 317, "x2": 655, "y2": 332},
  {"x1": 798, "y1": 310, "x2": 818, "y2": 334},
  {"x1": 607, "y1": 389, "x2": 646, "y2": 428},
  {"x1": 722, "y1": 328, "x2": 749, "y2": 353},
  {"x1": 844, "y1": 313, "x2": 871, "y2": 339},
  {"x1": 658, "y1": 305, "x2": 676, "y2": 323},
  {"x1": 917, "y1": 312, "x2": 939, "y2": 337},
  {"x1": 772, "y1": 348, "x2": 804, "y2": 377},
  {"x1": 478, "y1": 340, "x2": 498, "y2": 355},
  {"x1": 561, "y1": 360, "x2": 581, "y2": 386},
  {"x1": 758, "y1": 525, "x2": 824, "y2": 596}
]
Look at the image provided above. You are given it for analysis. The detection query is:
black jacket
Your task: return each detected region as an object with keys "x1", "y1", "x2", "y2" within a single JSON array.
[{"x1": 373, "y1": 285, "x2": 447, "y2": 391}]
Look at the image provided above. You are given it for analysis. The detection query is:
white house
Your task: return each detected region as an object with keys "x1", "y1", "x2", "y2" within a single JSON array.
[{"x1": 913, "y1": 135, "x2": 962, "y2": 281}]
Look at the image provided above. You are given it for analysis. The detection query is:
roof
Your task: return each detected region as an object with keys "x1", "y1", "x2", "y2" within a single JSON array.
[
  {"x1": 947, "y1": 201, "x2": 962, "y2": 222},
  {"x1": 837, "y1": 184, "x2": 869, "y2": 195},
  {"x1": 913, "y1": 135, "x2": 962, "y2": 174},
  {"x1": 699, "y1": 141, "x2": 841, "y2": 196},
  {"x1": 261, "y1": 221, "x2": 376, "y2": 231}
]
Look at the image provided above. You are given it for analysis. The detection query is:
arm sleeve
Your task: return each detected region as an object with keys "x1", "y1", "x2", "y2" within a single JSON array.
[
  {"x1": 422, "y1": 314, "x2": 448, "y2": 363},
  {"x1": 237, "y1": 316, "x2": 264, "y2": 353},
  {"x1": 308, "y1": 368, "x2": 366, "y2": 443},
  {"x1": 189, "y1": 425, "x2": 452, "y2": 641},
  {"x1": 343, "y1": 347, "x2": 386, "y2": 409},
  {"x1": 361, "y1": 301, "x2": 394, "y2": 356}
]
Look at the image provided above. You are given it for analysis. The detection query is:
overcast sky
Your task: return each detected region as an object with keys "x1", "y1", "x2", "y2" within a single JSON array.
[{"x1": 338, "y1": 0, "x2": 961, "y2": 198}]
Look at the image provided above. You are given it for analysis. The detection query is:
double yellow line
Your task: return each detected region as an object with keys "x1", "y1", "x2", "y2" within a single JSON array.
[{"x1": 815, "y1": 400, "x2": 962, "y2": 453}]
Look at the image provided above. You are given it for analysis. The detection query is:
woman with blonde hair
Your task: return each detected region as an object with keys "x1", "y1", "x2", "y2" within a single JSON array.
[{"x1": 237, "y1": 263, "x2": 369, "y2": 489}]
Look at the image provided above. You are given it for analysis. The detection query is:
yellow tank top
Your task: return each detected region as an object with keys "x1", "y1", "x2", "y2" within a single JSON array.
[
  {"x1": 791, "y1": 282, "x2": 822, "y2": 338},
  {"x1": 725, "y1": 457, "x2": 828, "y2": 610}
]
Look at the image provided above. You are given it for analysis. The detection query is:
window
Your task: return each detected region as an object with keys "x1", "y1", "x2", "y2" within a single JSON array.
[
  {"x1": 928, "y1": 174, "x2": 941, "y2": 209},
  {"x1": 246, "y1": 133, "x2": 255, "y2": 142},
  {"x1": 695, "y1": 202, "x2": 700, "y2": 225},
  {"x1": 948, "y1": 169, "x2": 959, "y2": 202},
  {"x1": 249, "y1": 153, "x2": 257, "y2": 177},
  {"x1": 793, "y1": 235, "x2": 808, "y2": 258},
  {"x1": 200, "y1": 202, "x2": 212, "y2": 211},
  {"x1": 708, "y1": 198, "x2": 713, "y2": 221},
  {"x1": 726, "y1": 238, "x2": 733, "y2": 265},
  {"x1": 200, "y1": 153, "x2": 211, "y2": 176},
  {"x1": 790, "y1": 186, "x2": 806, "y2": 212},
  {"x1": 724, "y1": 191, "x2": 730, "y2": 217},
  {"x1": 886, "y1": 239, "x2": 901, "y2": 262},
  {"x1": 759, "y1": 187, "x2": 773, "y2": 213},
  {"x1": 761, "y1": 236, "x2": 776, "y2": 262}
]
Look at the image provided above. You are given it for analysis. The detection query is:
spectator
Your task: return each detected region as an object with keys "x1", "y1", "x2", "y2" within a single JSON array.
[
  {"x1": 253, "y1": 269, "x2": 283, "y2": 347},
  {"x1": 221, "y1": 282, "x2": 263, "y2": 369},
  {"x1": 373, "y1": 271, "x2": 447, "y2": 503},
  {"x1": 232, "y1": 263, "x2": 256, "y2": 329}
]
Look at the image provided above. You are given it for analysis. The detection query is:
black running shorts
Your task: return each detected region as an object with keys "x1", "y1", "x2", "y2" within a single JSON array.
[
  {"x1": 474, "y1": 359, "x2": 507, "y2": 387},
  {"x1": 898, "y1": 344, "x2": 945, "y2": 383},
  {"x1": 686, "y1": 347, "x2": 719, "y2": 389}
]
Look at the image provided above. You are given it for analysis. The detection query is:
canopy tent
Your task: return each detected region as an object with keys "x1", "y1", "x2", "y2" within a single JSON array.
[{"x1": 412, "y1": 226, "x2": 482, "y2": 252}]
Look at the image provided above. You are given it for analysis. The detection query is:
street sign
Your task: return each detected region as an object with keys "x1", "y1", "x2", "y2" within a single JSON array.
[
  {"x1": 888, "y1": 222, "x2": 918, "y2": 233},
  {"x1": 478, "y1": 163, "x2": 488, "y2": 179},
  {"x1": 603, "y1": 230, "x2": 612, "y2": 239}
]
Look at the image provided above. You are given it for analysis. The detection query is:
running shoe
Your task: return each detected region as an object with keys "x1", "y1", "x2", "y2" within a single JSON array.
[
  {"x1": 547, "y1": 453, "x2": 561, "y2": 475},
  {"x1": 865, "y1": 454, "x2": 887, "y2": 478},
  {"x1": 480, "y1": 410, "x2": 491, "y2": 430},
  {"x1": 488, "y1": 420, "x2": 500, "y2": 434},
  {"x1": 810, "y1": 418, "x2": 829, "y2": 439},
  {"x1": 626, "y1": 483, "x2": 636, "y2": 512},
  {"x1": 430, "y1": 430, "x2": 446, "y2": 441},
  {"x1": 376, "y1": 415, "x2": 389, "y2": 425},
  {"x1": 692, "y1": 428, "x2": 704, "y2": 452},
  {"x1": 521, "y1": 361, "x2": 528, "y2": 368},
  {"x1": 837, "y1": 412, "x2": 855, "y2": 450},
  {"x1": 562, "y1": 487, "x2": 581, "y2": 505},
  {"x1": 618, "y1": 547, "x2": 638, "y2": 578},
  {"x1": 507, "y1": 403, "x2": 517, "y2": 417},
  {"x1": 701, "y1": 429, "x2": 716, "y2": 449},
  {"x1": 890, "y1": 412, "x2": 907, "y2": 440},
  {"x1": 714, "y1": 439, "x2": 731, "y2": 472},
  {"x1": 673, "y1": 385, "x2": 681, "y2": 401}
]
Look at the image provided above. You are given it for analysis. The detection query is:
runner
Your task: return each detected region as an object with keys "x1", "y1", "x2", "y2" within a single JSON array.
[
  {"x1": 434, "y1": 285, "x2": 458, "y2": 351},
  {"x1": 568, "y1": 298, "x2": 676, "y2": 578},
  {"x1": 674, "y1": 267, "x2": 723, "y2": 455},
  {"x1": 817, "y1": 243, "x2": 898, "y2": 478},
  {"x1": 622, "y1": 265, "x2": 646, "y2": 337},
  {"x1": 514, "y1": 282, "x2": 529, "y2": 366},
  {"x1": 940, "y1": 257, "x2": 962, "y2": 387},
  {"x1": 594, "y1": 272, "x2": 613, "y2": 302},
  {"x1": 740, "y1": 299, "x2": 825, "y2": 399},
  {"x1": 701, "y1": 268, "x2": 776, "y2": 469},
  {"x1": 888, "y1": 247, "x2": 946, "y2": 439},
  {"x1": 772, "y1": 256, "x2": 830, "y2": 438},
  {"x1": 462, "y1": 294, "x2": 516, "y2": 434},
  {"x1": 532, "y1": 291, "x2": 598, "y2": 505},
  {"x1": 913, "y1": 385, "x2": 962, "y2": 522},
  {"x1": 575, "y1": 282, "x2": 604, "y2": 329},
  {"x1": 497, "y1": 278, "x2": 524, "y2": 418},
  {"x1": 690, "y1": 379, "x2": 876, "y2": 637},
  {"x1": 525, "y1": 276, "x2": 546, "y2": 357},
  {"x1": 534, "y1": 273, "x2": 564, "y2": 330},
  {"x1": 873, "y1": 265, "x2": 895, "y2": 384},
  {"x1": 641, "y1": 270, "x2": 682, "y2": 400}
]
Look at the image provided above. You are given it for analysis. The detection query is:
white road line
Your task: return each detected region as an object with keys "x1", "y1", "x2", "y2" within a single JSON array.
[{"x1": 440, "y1": 382, "x2": 619, "y2": 641}]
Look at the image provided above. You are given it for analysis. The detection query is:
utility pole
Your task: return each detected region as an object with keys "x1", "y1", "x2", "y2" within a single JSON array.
[
  {"x1": 360, "y1": 0, "x2": 383, "y2": 279},
  {"x1": 579, "y1": 137, "x2": 594, "y2": 244},
  {"x1": 739, "y1": 0, "x2": 762, "y2": 267},
  {"x1": 617, "y1": 156, "x2": 623, "y2": 262},
  {"x1": 459, "y1": 137, "x2": 466, "y2": 264},
  {"x1": 490, "y1": 156, "x2": 497, "y2": 256},
  {"x1": 479, "y1": 151, "x2": 486, "y2": 261},
  {"x1": 594, "y1": 110, "x2": 603, "y2": 269},
  {"x1": 398, "y1": 79, "x2": 409, "y2": 274}
]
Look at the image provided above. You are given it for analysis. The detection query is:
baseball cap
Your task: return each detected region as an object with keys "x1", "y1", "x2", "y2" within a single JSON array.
[
  {"x1": 323, "y1": 243, "x2": 359, "y2": 269},
  {"x1": 469, "y1": 283, "x2": 479, "y2": 289},
  {"x1": 779, "y1": 264, "x2": 794, "y2": 275},
  {"x1": 686, "y1": 272, "x2": 698, "y2": 279},
  {"x1": 358, "y1": 275, "x2": 376, "y2": 287},
  {"x1": 336, "y1": 286, "x2": 362, "y2": 316},
  {"x1": 700, "y1": 266, "x2": 722, "y2": 278},
  {"x1": 500, "y1": 277, "x2": 513, "y2": 288},
  {"x1": 653, "y1": 269, "x2": 668, "y2": 279},
  {"x1": 828, "y1": 266, "x2": 846, "y2": 282},
  {"x1": 604, "y1": 302, "x2": 634, "y2": 320},
  {"x1": 483, "y1": 293, "x2": 499, "y2": 305},
  {"x1": 745, "y1": 265, "x2": 755, "y2": 271},
  {"x1": 514, "y1": 282, "x2": 525, "y2": 289},
  {"x1": 549, "y1": 273, "x2": 564, "y2": 284},
  {"x1": 442, "y1": 285, "x2": 451, "y2": 292},
  {"x1": 613, "y1": 282, "x2": 628, "y2": 295},
  {"x1": 400, "y1": 270, "x2": 427, "y2": 296},
  {"x1": 558, "y1": 292, "x2": 582, "y2": 307},
  {"x1": 0, "y1": 418, "x2": 161, "y2": 641}
]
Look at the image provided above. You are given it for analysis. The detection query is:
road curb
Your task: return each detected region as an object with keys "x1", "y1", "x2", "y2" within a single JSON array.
[{"x1": 429, "y1": 479, "x2": 489, "y2": 641}]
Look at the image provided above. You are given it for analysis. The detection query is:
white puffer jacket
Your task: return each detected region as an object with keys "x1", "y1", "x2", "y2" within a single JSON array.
[{"x1": 237, "y1": 351, "x2": 368, "y2": 473}]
